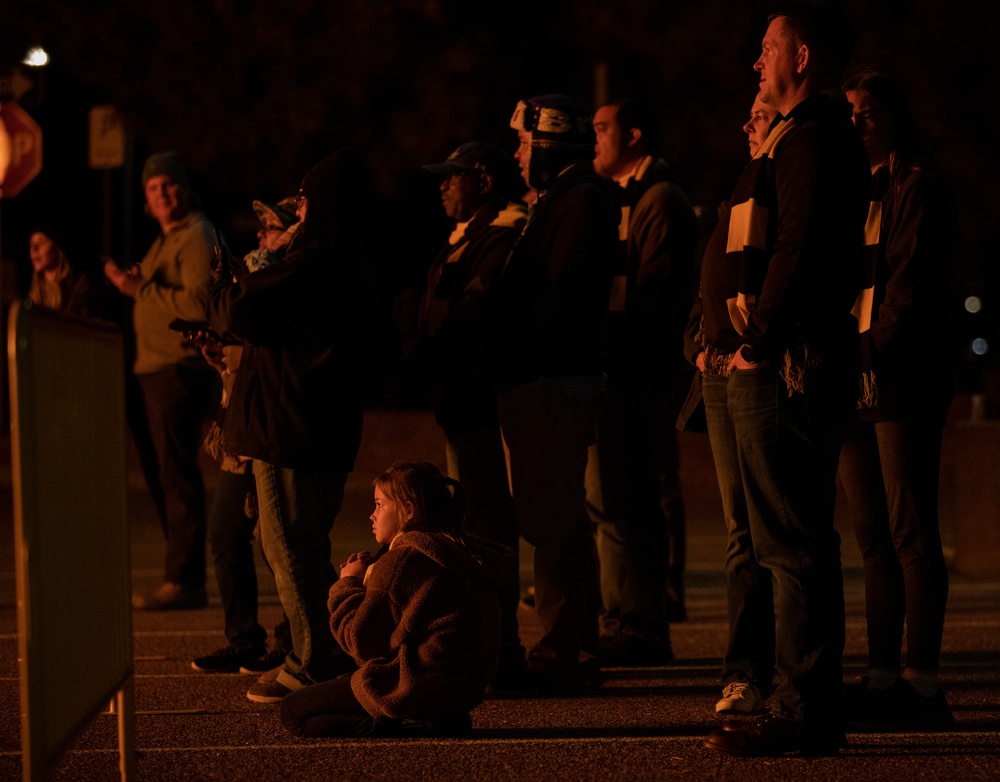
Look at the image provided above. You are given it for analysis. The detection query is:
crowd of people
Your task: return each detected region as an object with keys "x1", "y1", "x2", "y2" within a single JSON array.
[{"x1": 22, "y1": 1, "x2": 958, "y2": 759}]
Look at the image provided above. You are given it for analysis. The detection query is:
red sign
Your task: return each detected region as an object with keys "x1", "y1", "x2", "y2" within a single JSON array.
[{"x1": 0, "y1": 102, "x2": 43, "y2": 198}]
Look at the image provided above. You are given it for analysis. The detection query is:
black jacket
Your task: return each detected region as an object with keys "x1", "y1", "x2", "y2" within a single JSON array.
[
  {"x1": 482, "y1": 162, "x2": 620, "y2": 392},
  {"x1": 690, "y1": 92, "x2": 870, "y2": 378},
  {"x1": 208, "y1": 237, "x2": 378, "y2": 470}
]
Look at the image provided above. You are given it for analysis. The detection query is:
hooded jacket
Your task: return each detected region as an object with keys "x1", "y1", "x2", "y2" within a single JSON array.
[
  {"x1": 327, "y1": 530, "x2": 502, "y2": 720},
  {"x1": 208, "y1": 149, "x2": 379, "y2": 469}
]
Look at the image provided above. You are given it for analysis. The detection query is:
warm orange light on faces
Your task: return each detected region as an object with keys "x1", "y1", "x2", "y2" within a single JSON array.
[
  {"x1": 145, "y1": 175, "x2": 189, "y2": 227},
  {"x1": 28, "y1": 232, "x2": 62, "y2": 273},
  {"x1": 846, "y1": 89, "x2": 893, "y2": 168},
  {"x1": 257, "y1": 221, "x2": 285, "y2": 250},
  {"x1": 439, "y1": 173, "x2": 480, "y2": 222},
  {"x1": 754, "y1": 17, "x2": 801, "y2": 115},
  {"x1": 370, "y1": 487, "x2": 412, "y2": 546},
  {"x1": 744, "y1": 97, "x2": 776, "y2": 157},
  {"x1": 515, "y1": 130, "x2": 532, "y2": 186}
]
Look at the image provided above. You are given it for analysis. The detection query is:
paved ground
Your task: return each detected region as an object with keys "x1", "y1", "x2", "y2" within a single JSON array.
[{"x1": 1, "y1": 405, "x2": 998, "y2": 781}]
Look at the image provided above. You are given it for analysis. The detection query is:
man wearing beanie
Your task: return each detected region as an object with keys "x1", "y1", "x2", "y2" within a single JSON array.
[
  {"x1": 105, "y1": 150, "x2": 220, "y2": 611},
  {"x1": 484, "y1": 94, "x2": 620, "y2": 694},
  {"x1": 209, "y1": 148, "x2": 380, "y2": 702}
]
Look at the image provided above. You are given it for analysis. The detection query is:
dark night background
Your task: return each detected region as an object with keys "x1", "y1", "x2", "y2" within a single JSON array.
[{"x1": 2, "y1": 0, "x2": 999, "y2": 399}]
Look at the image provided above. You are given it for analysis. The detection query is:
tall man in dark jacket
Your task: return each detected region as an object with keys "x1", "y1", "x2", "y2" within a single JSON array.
[
  {"x1": 590, "y1": 98, "x2": 700, "y2": 665},
  {"x1": 695, "y1": 3, "x2": 871, "y2": 756},
  {"x1": 410, "y1": 142, "x2": 528, "y2": 684},
  {"x1": 487, "y1": 94, "x2": 620, "y2": 694},
  {"x1": 208, "y1": 149, "x2": 379, "y2": 703}
]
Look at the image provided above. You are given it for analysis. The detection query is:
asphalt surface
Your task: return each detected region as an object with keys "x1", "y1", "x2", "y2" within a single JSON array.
[{"x1": 1, "y1": 404, "x2": 998, "y2": 781}]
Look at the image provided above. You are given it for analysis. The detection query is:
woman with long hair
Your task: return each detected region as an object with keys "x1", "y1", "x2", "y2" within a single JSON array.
[{"x1": 839, "y1": 69, "x2": 958, "y2": 731}]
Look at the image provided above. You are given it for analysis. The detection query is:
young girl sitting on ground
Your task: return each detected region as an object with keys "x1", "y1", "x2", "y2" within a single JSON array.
[{"x1": 279, "y1": 460, "x2": 503, "y2": 738}]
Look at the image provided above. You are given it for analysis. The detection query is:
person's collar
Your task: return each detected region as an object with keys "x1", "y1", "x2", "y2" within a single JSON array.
[
  {"x1": 160, "y1": 210, "x2": 197, "y2": 235},
  {"x1": 448, "y1": 219, "x2": 471, "y2": 246},
  {"x1": 615, "y1": 155, "x2": 653, "y2": 188}
]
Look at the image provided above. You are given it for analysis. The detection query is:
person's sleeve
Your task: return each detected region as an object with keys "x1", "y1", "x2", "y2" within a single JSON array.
[
  {"x1": 683, "y1": 291, "x2": 704, "y2": 365},
  {"x1": 741, "y1": 132, "x2": 819, "y2": 359},
  {"x1": 870, "y1": 173, "x2": 953, "y2": 357},
  {"x1": 136, "y1": 227, "x2": 213, "y2": 321},
  {"x1": 327, "y1": 577, "x2": 368, "y2": 661}
]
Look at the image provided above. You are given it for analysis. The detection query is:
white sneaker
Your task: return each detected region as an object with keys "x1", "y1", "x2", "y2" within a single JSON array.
[{"x1": 716, "y1": 681, "x2": 768, "y2": 714}]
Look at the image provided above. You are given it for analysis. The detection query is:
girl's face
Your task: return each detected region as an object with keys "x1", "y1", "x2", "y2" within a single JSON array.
[{"x1": 370, "y1": 486, "x2": 412, "y2": 545}]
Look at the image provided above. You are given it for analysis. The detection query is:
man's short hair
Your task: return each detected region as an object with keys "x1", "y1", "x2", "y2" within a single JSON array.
[
  {"x1": 607, "y1": 98, "x2": 660, "y2": 156},
  {"x1": 769, "y1": 2, "x2": 855, "y2": 81}
]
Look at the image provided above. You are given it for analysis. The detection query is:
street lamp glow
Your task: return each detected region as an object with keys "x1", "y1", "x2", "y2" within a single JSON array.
[
  {"x1": 22, "y1": 47, "x2": 49, "y2": 67},
  {"x1": 964, "y1": 296, "x2": 983, "y2": 314},
  {"x1": 971, "y1": 337, "x2": 990, "y2": 356}
]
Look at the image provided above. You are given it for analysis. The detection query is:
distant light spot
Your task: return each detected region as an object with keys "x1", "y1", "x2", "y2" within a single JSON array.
[
  {"x1": 965, "y1": 296, "x2": 983, "y2": 314},
  {"x1": 970, "y1": 338, "x2": 990, "y2": 356}
]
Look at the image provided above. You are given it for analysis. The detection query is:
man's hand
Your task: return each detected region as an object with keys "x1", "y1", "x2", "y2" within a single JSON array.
[
  {"x1": 198, "y1": 335, "x2": 226, "y2": 372},
  {"x1": 104, "y1": 259, "x2": 142, "y2": 298},
  {"x1": 728, "y1": 346, "x2": 763, "y2": 372}
]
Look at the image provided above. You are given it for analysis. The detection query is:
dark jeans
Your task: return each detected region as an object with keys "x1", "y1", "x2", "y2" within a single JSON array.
[
  {"x1": 208, "y1": 468, "x2": 290, "y2": 652},
  {"x1": 839, "y1": 414, "x2": 950, "y2": 673},
  {"x1": 137, "y1": 361, "x2": 219, "y2": 587},
  {"x1": 125, "y1": 369, "x2": 166, "y2": 528},
  {"x1": 725, "y1": 365, "x2": 851, "y2": 728},
  {"x1": 702, "y1": 374, "x2": 775, "y2": 693},
  {"x1": 498, "y1": 376, "x2": 605, "y2": 670},
  {"x1": 280, "y1": 675, "x2": 372, "y2": 738},
  {"x1": 445, "y1": 426, "x2": 525, "y2": 674},
  {"x1": 591, "y1": 382, "x2": 680, "y2": 642}
]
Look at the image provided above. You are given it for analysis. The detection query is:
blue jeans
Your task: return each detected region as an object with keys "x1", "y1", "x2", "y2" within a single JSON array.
[
  {"x1": 702, "y1": 374, "x2": 775, "y2": 694},
  {"x1": 724, "y1": 365, "x2": 851, "y2": 728},
  {"x1": 253, "y1": 460, "x2": 350, "y2": 688},
  {"x1": 498, "y1": 376, "x2": 605, "y2": 670}
]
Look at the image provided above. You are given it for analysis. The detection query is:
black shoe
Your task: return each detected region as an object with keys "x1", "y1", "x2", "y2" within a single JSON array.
[
  {"x1": 192, "y1": 644, "x2": 267, "y2": 673},
  {"x1": 239, "y1": 648, "x2": 289, "y2": 674},
  {"x1": 665, "y1": 584, "x2": 686, "y2": 622},
  {"x1": 368, "y1": 713, "x2": 471, "y2": 738},
  {"x1": 705, "y1": 714, "x2": 844, "y2": 757},
  {"x1": 421, "y1": 711, "x2": 473, "y2": 737},
  {"x1": 845, "y1": 678, "x2": 955, "y2": 731},
  {"x1": 596, "y1": 632, "x2": 674, "y2": 668},
  {"x1": 133, "y1": 582, "x2": 207, "y2": 611}
]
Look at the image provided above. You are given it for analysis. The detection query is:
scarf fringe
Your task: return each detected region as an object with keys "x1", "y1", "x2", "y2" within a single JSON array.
[
  {"x1": 858, "y1": 369, "x2": 879, "y2": 410},
  {"x1": 202, "y1": 421, "x2": 226, "y2": 463}
]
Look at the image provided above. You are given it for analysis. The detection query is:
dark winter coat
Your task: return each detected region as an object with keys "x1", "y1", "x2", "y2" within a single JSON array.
[{"x1": 208, "y1": 237, "x2": 378, "y2": 470}]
